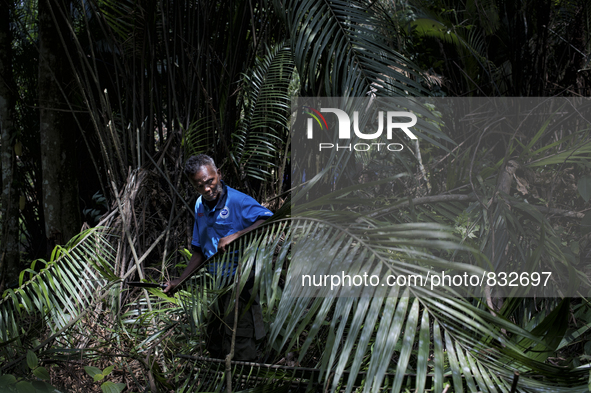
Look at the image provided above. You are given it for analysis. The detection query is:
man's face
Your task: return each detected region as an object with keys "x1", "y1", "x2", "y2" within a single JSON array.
[{"x1": 189, "y1": 165, "x2": 223, "y2": 202}]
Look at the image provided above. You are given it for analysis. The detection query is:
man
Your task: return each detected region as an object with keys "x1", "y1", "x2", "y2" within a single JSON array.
[{"x1": 164, "y1": 154, "x2": 273, "y2": 361}]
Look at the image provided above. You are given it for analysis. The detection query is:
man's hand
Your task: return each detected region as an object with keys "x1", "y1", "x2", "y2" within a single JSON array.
[
  {"x1": 163, "y1": 278, "x2": 182, "y2": 294},
  {"x1": 217, "y1": 219, "x2": 267, "y2": 253},
  {"x1": 218, "y1": 233, "x2": 239, "y2": 253},
  {"x1": 163, "y1": 249, "x2": 206, "y2": 295}
]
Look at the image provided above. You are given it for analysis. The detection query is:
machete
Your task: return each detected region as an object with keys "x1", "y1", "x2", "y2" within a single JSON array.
[
  {"x1": 125, "y1": 253, "x2": 219, "y2": 291},
  {"x1": 127, "y1": 281, "x2": 167, "y2": 289}
]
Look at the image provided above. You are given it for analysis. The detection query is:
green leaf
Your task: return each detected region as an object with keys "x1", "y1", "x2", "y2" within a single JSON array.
[
  {"x1": 15, "y1": 381, "x2": 35, "y2": 393},
  {"x1": 0, "y1": 374, "x2": 17, "y2": 387},
  {"x1": 392, "y1": 298, "x2": 420, "y2": 393},
  {"x1": 102, "y1": 365, "x2": 115, "y2": 377},
  {"x1": 455, "y1": 342, "x2": 478, "y2": 392},
  {"x1": 101, "y1": 381, "x2": 126, "y2": 393},
  {"x1": 515, "y1": 299, "x2": 570, "y2": 362},
  {"x1": 31, "y1": 381, "x2": 51, "y2": 392},
  {"x1": 415, "y1": 309, "x2": 430, "y2": 393},
  {"x1": 26, "y1": 351, "x2": 38, "y2": 370},
  {"x1": 432, "y1": 321, "x2": 445, "y2": 393},
  {"x1": 578, "y1": 176, "x2": 591, "y2": 202},
  {"x1": 444, "y1": 331, "x2": 463, "y2": 393},
  {"x1": 32, "y1": 366, "x2": 50, "y2": 381},
  {"x1": 83, "y1": 366, "x2": 102, "y2": 378}
]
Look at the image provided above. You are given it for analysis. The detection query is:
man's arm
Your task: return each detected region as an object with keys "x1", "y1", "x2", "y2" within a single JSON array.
[
  {"x1": 217, "y1": 219, "x2": 267, "y2": 253},
  {"x1": 163, "y1": 248, "x2": 206, "y2": 294},
  {"x1": 164, "y1": 217, "x2": 267, "y2": 293}
]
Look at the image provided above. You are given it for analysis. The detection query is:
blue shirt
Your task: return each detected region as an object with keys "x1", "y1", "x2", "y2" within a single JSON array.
[{"x1": 191, "y1": 182, "x2": 273, "y2": 274}]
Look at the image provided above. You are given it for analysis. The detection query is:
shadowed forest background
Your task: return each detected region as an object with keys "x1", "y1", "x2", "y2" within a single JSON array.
[{"x1": 1, "y1": 0, "x2": 591, "y2": 392}]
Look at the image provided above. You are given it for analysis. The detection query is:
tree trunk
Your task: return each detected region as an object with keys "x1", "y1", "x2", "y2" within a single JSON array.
[
  {"x1": 0, "y1": 0, "x2": 20, "y2": 290},
  {"x1": 38, "y1": 0, "x2": 81, "y2": 253}
]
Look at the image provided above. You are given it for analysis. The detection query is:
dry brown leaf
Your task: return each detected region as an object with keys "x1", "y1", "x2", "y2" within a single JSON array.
[{"x1": 514, "y1": 174, "x2": 529, "y2": 195}]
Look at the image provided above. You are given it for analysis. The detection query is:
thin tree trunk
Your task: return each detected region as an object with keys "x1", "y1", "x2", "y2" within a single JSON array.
[
  {"x1": 38, "y1": 0, "x2": 81, "y2": 252},
  {"x1": 0, "y1": 0, "x2": 20, "y2": 290}
]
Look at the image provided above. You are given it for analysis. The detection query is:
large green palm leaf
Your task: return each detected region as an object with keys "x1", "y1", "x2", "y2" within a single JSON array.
[
  {"x1": 0, "y1": 229, "x2": 117, "y2": 373},
  {"x1": 231, "y1": 43, "x2": 295, "y2": 185},
  {"x1": 275, "y1": 0, "x2": 430, "y2": 97}
]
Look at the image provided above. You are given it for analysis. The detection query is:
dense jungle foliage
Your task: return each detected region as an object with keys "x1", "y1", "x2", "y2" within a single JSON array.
[{"x1": 1, "y1": 0, "x2": 591, "y2": 392}]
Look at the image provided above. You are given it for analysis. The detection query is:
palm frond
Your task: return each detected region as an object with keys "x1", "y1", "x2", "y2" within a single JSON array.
[
  {"x1": 0, "y1": 228, "x2": 117, "y2": 372},
  {"x1": 276, "y1": 0, "x2": 430, "y2": 97},
  {"x1": 233, "y1": 43, "x2": 295, "y2": 183},
  {"x1": 183, "y1": 117, "x2": 219, "y2": 158},
  {"x1": 410, "y1": 17, "x2": 499, "y2": 93}
]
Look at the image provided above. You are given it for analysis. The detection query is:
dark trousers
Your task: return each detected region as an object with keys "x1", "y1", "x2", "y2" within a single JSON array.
[{"x1": 206, "y1": 278, "x2": 265, "y2": 361}]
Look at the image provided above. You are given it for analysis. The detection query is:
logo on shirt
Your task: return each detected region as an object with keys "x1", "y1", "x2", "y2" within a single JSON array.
[
  {"x1": 219, "y1": 206, "x2": 230, "y2": 219},
  {"x1": 197, "y1": 213, "x2": 205, "y2": 217}
]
